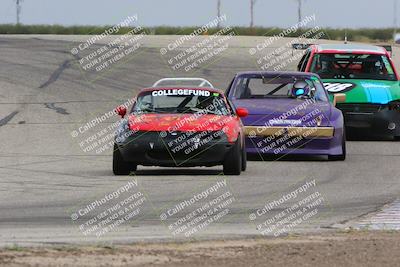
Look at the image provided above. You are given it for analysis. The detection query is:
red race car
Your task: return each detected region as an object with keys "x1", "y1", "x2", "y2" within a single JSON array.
[{"x1": 113, "y1": 78, "x2": 248, "y2": 175}]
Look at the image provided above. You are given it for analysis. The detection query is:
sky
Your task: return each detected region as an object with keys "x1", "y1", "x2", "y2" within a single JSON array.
[{"x1": 0, "y1": 0, "x2": 398, "y2": 28}]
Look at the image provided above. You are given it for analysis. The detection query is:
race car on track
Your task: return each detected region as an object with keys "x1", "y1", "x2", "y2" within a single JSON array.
[
  {"x1": 113, "y1": 78, "x2": 248, "y2": 175},
  {"x1": 297, "y1": 44, "x2": 400, "y2": 139},
  {"x1": 226, "y1": 71, "x2": 346, "y2": 160}
]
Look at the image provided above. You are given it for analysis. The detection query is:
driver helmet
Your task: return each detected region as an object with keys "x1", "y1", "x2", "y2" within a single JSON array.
[{"x1": 291, "y1": 80, "x2": 311, "y2": 98}]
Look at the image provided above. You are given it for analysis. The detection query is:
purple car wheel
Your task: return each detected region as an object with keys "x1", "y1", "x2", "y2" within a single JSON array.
[{"x1": 328, "y1": 131, "x2": 346, "y2": 161}]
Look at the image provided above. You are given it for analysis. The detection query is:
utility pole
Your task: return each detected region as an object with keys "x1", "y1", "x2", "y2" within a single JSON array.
[
  {"x1": 15, "y1": 0, "x2": 23, "y2": 25},
  {"x1": 394, "y1": 0, "x2": 398, "y2": 43},
  {"x1": 250, "y1": 0, "x2": 257, "y2": 28},
  {"x1": 217, "y1": 0, "x2": 222, "y2": 28},
  {"x1": 297, "y1": 0, "x2": 302, "y2": 24}
]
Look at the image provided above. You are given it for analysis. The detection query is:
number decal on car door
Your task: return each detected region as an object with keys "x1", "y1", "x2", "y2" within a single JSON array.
[{"x1": 324, "y1": 83, "x2": 355, "y2": 93}]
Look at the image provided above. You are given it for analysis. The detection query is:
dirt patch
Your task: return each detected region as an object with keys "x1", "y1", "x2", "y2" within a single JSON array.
[{"x1": 1, "y1": 231, "x2": 400, "y2": 266}]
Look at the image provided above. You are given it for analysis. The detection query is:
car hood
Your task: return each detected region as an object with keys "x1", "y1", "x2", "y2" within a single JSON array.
[
  {"x1": 127, "y1": 113, "x2": 230, "y2": 132},
  {"x1": 323, "y1": 79, "x2": 400, "y2": 104},
  {"x1": 232, "y1": 98, "x2": 332, "y2": 127}
]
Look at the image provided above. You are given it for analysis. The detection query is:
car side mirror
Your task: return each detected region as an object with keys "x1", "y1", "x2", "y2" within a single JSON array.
[
  {"x1": 333, "y1": 93, "x2": 346, "y2": 106},
  {"x1": 236, "y1": 107, "x2": 249, "y2": 118},
  {"x1": 115, "y1": 106, "x2": 127, "y2": 118}
]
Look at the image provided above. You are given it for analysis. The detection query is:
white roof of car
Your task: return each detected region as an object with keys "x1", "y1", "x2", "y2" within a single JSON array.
[{"x1": 314, "y1": 44, "x2": 387, "y2": 55}]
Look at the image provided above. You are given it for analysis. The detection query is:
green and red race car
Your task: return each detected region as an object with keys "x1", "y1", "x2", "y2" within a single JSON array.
[{"x1": 297, "y1": 44, "x2": 400, "y2": 139}]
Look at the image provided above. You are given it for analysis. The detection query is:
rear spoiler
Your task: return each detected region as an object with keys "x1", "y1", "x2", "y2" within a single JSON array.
[
  {"x1": 378, "y1": 44, "x2": 392, "y2": 57},
  {"x1": 292, "y1": 43, "x2": 314, "y2": 50},
  {"x1": 291, "y1": 43, "x2": 314, "y2": 56}
]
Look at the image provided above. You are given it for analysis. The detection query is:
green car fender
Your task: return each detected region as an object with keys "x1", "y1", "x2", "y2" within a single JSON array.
[{"x1": 322, "y1": 79, "x2": 400, "y2": 104}]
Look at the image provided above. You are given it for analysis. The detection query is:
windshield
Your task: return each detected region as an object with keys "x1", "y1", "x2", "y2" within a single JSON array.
[
  {"x1": 232, "y1": 75, "x2": 328, "y2": 101},
  {"x1": 133, "y1": 89, "x2": 230, "y2": 115},
  {"x1": 310, "y1": 53, "x2": 397, "y2": 81}
]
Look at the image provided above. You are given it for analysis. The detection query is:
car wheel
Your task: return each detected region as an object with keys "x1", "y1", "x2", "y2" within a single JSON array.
[
  {"x1": 113, "y1": 144, "x2": 137, "y2": 175},
  {"x1": 395, "y1": 136, "x2": 400, "y2": 141},
  {"x1": 241, "y1": 142, "x2": 247, "y2": 172},
  {"x1": 223, "y1": 139, "x2": 242, "y2": 175},
  {"x1": 328, "y1": 131, "x2": 346, "y2": 161}
]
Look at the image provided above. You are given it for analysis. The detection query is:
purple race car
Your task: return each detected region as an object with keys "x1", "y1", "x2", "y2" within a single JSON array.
[{"x1": 226, "y1": 71, "x2": 347, "y2": 160}]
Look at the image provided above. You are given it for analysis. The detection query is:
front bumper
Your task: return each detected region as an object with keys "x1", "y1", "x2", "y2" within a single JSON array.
[
  {"x1": 116, "y1": 131, "x2": 233, "y2": 167},
  {"x1": 337, "y1": 103, "x2": 400, "y2": 137},
  {"x1": 243, "y1": 125, "x2": 343, "y2": 156}
]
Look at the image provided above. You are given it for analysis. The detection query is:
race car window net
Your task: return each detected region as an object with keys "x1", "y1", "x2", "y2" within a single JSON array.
[
  {"x1": 310, "y1": 53, "x2": 397, "y2": 81},
  {"x1": 232, "y1": 76, "x2": 328, "y2": 101},
  {"x1": 132, "y1": 91, "x2": 230, "y2": 116}
]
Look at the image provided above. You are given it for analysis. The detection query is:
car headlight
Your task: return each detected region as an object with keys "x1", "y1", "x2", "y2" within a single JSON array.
[
  {"x1": 115, "y1": 120, "x2": 133, "y2": 143},
  {"x1": 388, "y1": 101, "x2": 400, "y2": 111}
]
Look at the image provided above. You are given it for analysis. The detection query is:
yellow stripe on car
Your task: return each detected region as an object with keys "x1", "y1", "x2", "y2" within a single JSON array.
[{"x1": 244, "y1": 126, "x2": 334, "y2": 138}]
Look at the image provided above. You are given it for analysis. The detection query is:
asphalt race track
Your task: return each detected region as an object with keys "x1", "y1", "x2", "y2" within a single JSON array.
[{"x1": 0, "y1": 35, "x2": 399, "y2": 246}]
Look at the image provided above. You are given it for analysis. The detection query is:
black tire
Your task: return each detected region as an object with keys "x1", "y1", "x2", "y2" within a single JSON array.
[
  {"x1": 223, "y1": 139, "x2": 242, "y2": 175},
  {"x1": 395, "y1": 136, "x2": 400, "y2": 141},
  {"x1": 113, "y1": 144, "x2": 137, "y2": 175},
  {"x1": 241, "y1": 142, "x2": 247, "y2": 172},
  {"x1": 328, "y1": 131, "x2": 346, "y2": 161}
]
